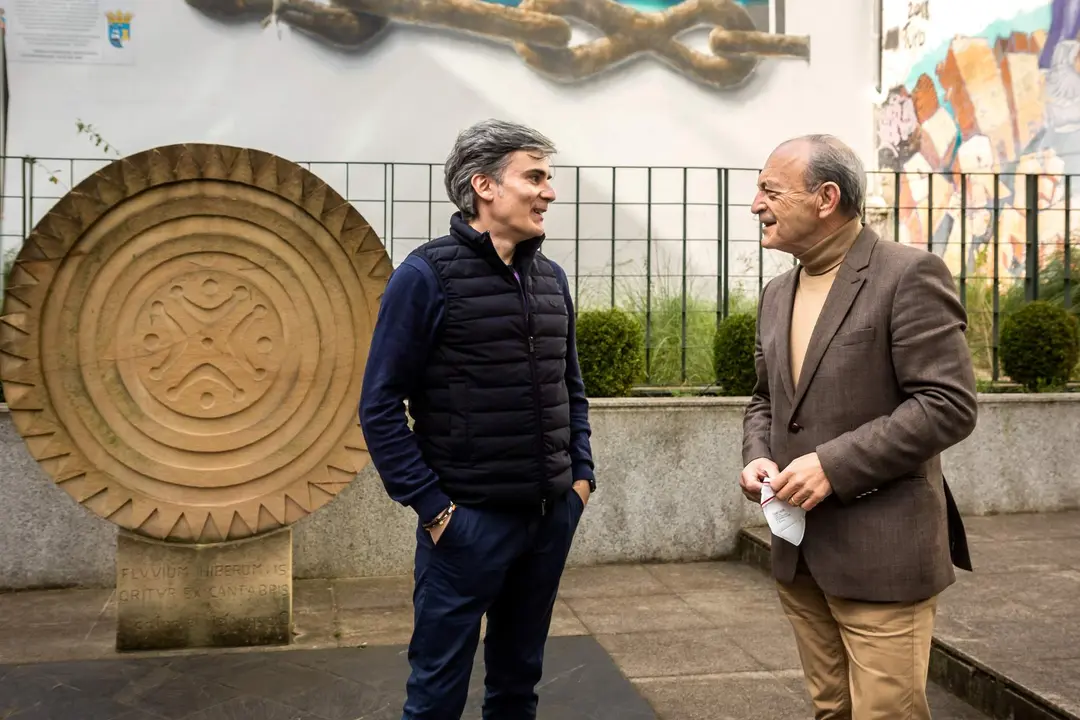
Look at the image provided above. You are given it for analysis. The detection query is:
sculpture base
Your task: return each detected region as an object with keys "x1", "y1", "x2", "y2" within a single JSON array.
[{"x1": 115, "y1": 528, "x2": 293, "y2": 652}]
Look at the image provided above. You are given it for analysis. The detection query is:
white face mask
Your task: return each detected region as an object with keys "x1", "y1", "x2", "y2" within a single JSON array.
[{"x1": 760, "y1": 476, "x2": 806, "y2": 546}]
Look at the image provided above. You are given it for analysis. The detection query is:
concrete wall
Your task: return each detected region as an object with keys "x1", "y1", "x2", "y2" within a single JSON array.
[{"x1": 1, "y1": 394, "x2": 1077, "y2": 591}]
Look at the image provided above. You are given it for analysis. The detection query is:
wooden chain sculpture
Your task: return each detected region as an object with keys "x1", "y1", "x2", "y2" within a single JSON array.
[{"x1": 185, "y1": 0, "x2": 810, "y2": 90}]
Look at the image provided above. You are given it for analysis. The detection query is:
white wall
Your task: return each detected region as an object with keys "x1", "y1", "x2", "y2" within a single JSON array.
[{"x1": 1, "y1": 0, "x2": 878, "y2": 299}]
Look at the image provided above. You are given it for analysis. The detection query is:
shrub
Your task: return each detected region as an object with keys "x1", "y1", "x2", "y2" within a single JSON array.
[
  {"x1": 1000, "y1": 247, "x2": 1080, "y2": 321},
  {"x1": 713, "y1": 312, "x2": 757, "y2": 396},
  {"x1": 575, "y1": 307, "x2": 644, "y2": 397},
  {"x1": 1000, "y1": 300, "x2": 1079, "y2": 392}
]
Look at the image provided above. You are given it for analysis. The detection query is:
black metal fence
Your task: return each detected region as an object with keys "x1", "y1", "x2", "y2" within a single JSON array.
[{"x1": 2, "y1": 156, "x2": 1076, "y2": 387}]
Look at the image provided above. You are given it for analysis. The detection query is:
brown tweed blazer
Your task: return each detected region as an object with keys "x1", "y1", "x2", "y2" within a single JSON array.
[{"x1": 743, "y1": 225, "x2": 978, "y2": 603}]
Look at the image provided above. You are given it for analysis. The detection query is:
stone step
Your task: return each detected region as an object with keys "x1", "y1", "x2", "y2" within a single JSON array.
[{"x1": 737, "y1": 522, "x2": 1080, "y2": 720}]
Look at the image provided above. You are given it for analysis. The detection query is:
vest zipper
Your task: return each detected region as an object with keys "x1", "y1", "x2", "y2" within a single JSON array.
[{"x1": 512, "y1": 265, "x2": 547, "y2": 514}]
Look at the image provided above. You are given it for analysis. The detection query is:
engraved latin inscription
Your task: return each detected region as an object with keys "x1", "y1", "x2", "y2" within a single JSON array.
[
  {"x1": 117, "y1": 562, "x2": 289, "y2": 603},
  {"x1": 115, "y1": 529, "x2": 293, "y2": 651}
]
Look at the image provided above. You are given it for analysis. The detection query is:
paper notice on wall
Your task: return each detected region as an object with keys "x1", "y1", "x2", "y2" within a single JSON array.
[{"x1": 4, "y1": 0, "x2": 137, "y2": 65}]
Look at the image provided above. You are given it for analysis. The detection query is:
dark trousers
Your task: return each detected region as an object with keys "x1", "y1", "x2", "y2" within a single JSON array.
[{"x1": 401, "y1": 487, "x2": 585, "y2": 720}]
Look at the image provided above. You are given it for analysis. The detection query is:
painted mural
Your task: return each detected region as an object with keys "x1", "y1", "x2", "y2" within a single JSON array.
[
  {"x1": 877, "y1": 0, "x2": 1080, "y2": 281},
  {"x1": 185, "y1": 0, "x2": 810, "y2": 90}
]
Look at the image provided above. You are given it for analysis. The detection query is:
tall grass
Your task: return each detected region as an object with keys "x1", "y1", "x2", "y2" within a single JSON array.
[
  {"x1": 962, "y1": 244, "x2": 1080, "y2": 384},
  {"x1": 576, "y1": 252, "x2": 758, "y2": 387},
  {"x1": 572, "y1": 242, "x2": 1080, "y2": 390},
  {"x1": 959, "y1": 246, "x2": 1000, "y2": 382}
]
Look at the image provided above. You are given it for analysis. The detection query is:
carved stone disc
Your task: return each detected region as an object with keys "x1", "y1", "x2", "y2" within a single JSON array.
[{"x1": 0, "y1": 144, "x2": 391, "y2": 543}]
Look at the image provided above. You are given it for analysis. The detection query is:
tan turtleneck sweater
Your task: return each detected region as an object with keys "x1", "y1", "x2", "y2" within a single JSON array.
[{"x1": 790, "y1": 218, "x2": 862, "y2": 387}]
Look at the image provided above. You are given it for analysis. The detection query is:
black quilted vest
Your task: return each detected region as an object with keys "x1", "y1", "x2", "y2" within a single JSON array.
[{"x1": 407, "y1": 213, "x2": 572, "y2": 513}]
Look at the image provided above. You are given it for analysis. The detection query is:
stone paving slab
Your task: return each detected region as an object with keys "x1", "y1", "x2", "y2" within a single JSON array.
[
  {"x1": 0, "y1": 636, "x2": 657, "y2": 720},
  {"x1": 0, "y1": 557, "x2": 988, "y2": 719},
  {"x1": 743, "y1": 510, "x2": 1080, "y2": 720}
]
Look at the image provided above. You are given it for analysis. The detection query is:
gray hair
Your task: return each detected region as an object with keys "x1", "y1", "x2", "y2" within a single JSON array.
[
  {"x1": 791, "y1": 134, "x2": 866, "y2": 217},
  {"x1": 444, "y1": 119, "x2": 557, "y2": 219}
]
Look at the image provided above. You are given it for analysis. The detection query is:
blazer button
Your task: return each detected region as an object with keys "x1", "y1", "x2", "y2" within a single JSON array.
[{"x1": 789, "y1": 421, "x2": 802, "y2": 433}]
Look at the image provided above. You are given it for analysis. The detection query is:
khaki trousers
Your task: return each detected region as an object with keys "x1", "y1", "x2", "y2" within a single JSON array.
[{"x1": 775, "y1": 564, "x2": 939, "y2": 720}]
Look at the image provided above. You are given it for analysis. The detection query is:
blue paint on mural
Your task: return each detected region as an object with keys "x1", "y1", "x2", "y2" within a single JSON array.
[
  {"x1": 887, "y1": 0, "x2": 1080, "y2": 174},
  {"x1": 1041, "y1": 0, "x2": 1080, "y2": 67},
  {"x1": 895, "y1": 6, "x2": 1050, "y2": 163},
  {"x1": 876, "y1": 0, "x2": 1080, "y2": 284},
  {"x1": 904, "y1": 6, "x2": 1051, "y2": 90}
]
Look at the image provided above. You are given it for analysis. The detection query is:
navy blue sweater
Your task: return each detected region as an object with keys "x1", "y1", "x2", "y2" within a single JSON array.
[{"x1": 359, "y1": 252, "x2": 596, "y2": 524}]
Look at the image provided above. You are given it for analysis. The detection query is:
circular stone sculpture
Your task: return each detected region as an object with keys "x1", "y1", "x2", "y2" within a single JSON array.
[{"x1": 0, "y1": 143, "x2": 391, "y2": 543}]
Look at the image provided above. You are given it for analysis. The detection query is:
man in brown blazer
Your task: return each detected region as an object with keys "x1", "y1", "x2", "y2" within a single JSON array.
[{"x1": 740, "y1": 134, "x2": 978, "y2": 719}]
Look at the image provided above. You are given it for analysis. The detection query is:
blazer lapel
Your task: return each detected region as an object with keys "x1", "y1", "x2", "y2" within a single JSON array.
[
  {"x1": 772, "y1": 270, "x2": 798, "y2": 402},
  {"x1": 789, "y1": 227, "x2": 877, "y2": 416}
]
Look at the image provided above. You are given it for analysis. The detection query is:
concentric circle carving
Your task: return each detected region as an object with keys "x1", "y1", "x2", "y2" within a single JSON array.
[{"x1": 0, "y1": 144, "x2": 391, "y2": 543}]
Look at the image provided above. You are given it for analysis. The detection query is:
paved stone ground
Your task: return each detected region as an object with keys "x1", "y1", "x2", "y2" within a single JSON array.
[
  {"x1": 0, "y1": 557, "x2": 993, "y2": 719},
  {"x1": 12, "y1": 510, "x2": 1078, "y2": 718},
  {"x1": 0, "y1": 636, "x2": 659, "y2": 719},
  {"x1": 931, "y1": 511, "x2": 1080, "y2": 719},
  {"x1": 744, "y1": 510, "x2": 1080, "y2": 720}
]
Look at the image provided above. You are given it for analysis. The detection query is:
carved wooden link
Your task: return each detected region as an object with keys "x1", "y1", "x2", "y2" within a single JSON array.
[{"x1": 185, "y1": 0, "x2": 810, "y2": 89}]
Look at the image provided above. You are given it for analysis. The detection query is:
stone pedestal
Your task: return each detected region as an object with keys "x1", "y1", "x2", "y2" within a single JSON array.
[{"x1": 115, "y1": 528, "x2": 293, "y2": 652}]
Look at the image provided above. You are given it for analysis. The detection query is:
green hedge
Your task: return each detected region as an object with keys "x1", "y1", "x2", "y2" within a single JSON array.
[
  {"x1": 713, "y1": 312, "x2": 757, "y2": 396},
  {"x1": 1000, "y1": 300, "x2": 1079, "y2": 392},
  {"x1": 575, "y1": 307, "x2": 644, "y2": 397}
]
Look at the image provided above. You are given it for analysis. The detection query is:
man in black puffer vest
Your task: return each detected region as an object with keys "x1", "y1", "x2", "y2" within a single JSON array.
[{"x1": 359, "y1": 119, "x2": 596, "y2": 720}]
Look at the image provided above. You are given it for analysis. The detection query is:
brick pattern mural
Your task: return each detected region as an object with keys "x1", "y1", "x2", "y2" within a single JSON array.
[{"x1": 876, "y1": 0, "x2": 1078, "y2": 282}]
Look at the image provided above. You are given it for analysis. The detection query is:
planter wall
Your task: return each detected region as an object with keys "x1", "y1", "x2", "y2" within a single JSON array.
[{"x1": 0, "y1": 395, "x2": 1076, "y2": 590}]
